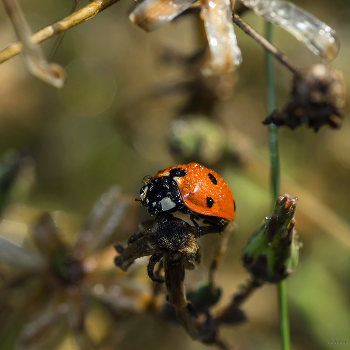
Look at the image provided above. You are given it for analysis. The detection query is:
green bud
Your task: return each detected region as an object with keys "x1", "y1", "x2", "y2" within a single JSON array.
[{"x1": 242, "y1": 194, "x2": 300, "y2": 283}]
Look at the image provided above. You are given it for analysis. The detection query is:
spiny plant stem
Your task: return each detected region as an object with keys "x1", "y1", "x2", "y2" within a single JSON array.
[{"x1": 265, "y1": 21, "x2": 290, "y2": 350}]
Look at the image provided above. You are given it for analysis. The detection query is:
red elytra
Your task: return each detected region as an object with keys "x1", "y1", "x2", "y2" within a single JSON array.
[{"x1": 153, "y1": 162, "x2": 235, "y2": 221}]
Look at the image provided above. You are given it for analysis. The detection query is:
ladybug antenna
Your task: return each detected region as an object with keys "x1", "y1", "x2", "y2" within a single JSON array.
[{"x1": 135, "y1": 198, "x2": 141, "y2": 202}]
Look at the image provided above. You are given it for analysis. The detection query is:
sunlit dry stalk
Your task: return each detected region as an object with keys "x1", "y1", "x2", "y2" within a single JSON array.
[
  {"x1": 0, "y1": 0, "x2": 120, "y2": 65},
  {"x1": 164, "y1": 256, "x2": 229, "y2": 350},
  {"x1": 2, "y1": 0, "x2": 66, "y2": 87}
]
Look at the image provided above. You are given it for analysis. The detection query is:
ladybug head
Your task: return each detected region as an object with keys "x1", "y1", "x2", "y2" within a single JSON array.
[{"x1": 139, "y1": 176, "x2": 184, "y2": 216}]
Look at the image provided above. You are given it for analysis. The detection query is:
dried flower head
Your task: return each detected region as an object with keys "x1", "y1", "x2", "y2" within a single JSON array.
[
  {"x1": 263, "y1": 64, "x2": 346, "y2": 131},
  {"x1": 114, "y1": 214, "x2": 204, "y2": 283},
  {"x1": 114, "y1": 214, "x2": 237, "y2": 347},
  {"x1": 0, "y1": 187, "x2": 146, "y2": 349}
]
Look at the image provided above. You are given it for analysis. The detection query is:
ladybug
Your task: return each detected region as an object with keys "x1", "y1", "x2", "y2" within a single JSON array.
[{"x1": 139, "y1": 162, "x2": 235, "y2": 225}]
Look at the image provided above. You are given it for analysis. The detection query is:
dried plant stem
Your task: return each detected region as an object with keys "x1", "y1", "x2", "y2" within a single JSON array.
[
  {"x1": 0, "y1": 0, "x2": 120, "y2": 64},
  {"x1": 265, "y1": 21, "x2": 290, "y2": 350},
  {"x1": 164, "y1": 256, "x2": 228, "y2": 350},
  {"x1": 216, "y1": 279, "x2": 261, "y2": 324},
  {"x1": 232, "y1": 12, "x2": 300, "y2": 76}
]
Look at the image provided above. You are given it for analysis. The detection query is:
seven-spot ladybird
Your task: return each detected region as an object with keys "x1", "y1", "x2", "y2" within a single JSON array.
[{"x1": 139, "y1": 162, "x2": 235, "y2": 224}]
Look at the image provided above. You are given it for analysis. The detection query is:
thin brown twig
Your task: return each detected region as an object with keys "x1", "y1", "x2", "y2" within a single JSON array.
[
  {"x1": 49, "y1": 0, "x2": 83, "y2": 61},
  {"x1": 216, "y1": 279, "x2": 262, "y2": 325},
  {"x1": 0, "y1": 0, "x2": 120, "y2": 64},
  {"x1": 232, "y1": 11, "x2": 300, "y2": 76}
]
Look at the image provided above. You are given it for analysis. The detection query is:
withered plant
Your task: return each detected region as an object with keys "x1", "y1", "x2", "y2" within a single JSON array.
[{"x1": 0, "y1": 0, "x2": 347, "y2": 350}]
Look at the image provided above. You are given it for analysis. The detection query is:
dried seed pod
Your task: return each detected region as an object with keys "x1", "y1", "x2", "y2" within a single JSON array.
[
  {"x1": 263, "y1": 64, "x2": 345, "y2": 132},
  {"x1": 242, "y1": 194, "x2": 300, "y2": 283}
]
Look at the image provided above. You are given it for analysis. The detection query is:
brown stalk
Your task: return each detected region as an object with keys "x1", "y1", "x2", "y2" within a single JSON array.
[{"x1": 0, "y1": 0, "x2": 121, "y2": 64}]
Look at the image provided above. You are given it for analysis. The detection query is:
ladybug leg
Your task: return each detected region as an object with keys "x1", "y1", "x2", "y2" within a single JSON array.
[
  {"x1": 114, "y1": 245, "x2": 124, "y2": 254},
  {"x1": 202, "y1": 217, "x2": 226, "y2": 234},
  {"x1": 127, "y1": 232, "x2": 144, "y2": 245},
  {"x1": 156, "y1": 211, "x2": 172, "y2": 224},
  {"x1": 148, "y1": 252, "x2": 164, "y2": 283},
  {"x1": 190, "y1": 214, "x2": 202, "y2": 236}
]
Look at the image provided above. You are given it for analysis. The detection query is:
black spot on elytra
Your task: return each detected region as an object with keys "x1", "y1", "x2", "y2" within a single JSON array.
[
  {"x1": 206, "y1": 197, "x2": 214, "y2": 208},
  {"x1": 234, "y1": 200, "x2": 236, "y2": 212},
  {"x1": 208, "y1": 173, "x2": 217, "y2": 185},
  {"x1": 169, "y1": 168, "x2": 187, "y2": 178}
]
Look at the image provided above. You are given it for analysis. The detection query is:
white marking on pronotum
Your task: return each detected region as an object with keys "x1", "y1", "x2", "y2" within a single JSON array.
[
  {"x1": 140, "y1": 186, "x2": 148, "y2": 201},
  {"x1": 160, "y1": 197, "x2": 176, "y2": 211}
]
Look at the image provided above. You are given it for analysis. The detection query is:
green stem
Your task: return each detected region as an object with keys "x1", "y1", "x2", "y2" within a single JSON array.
[
  {"x1": 278, "y1": 279, "x2": 290, "y2": 350},
  {"x1": 265, "y1": 21, "x2": 290, "y2": 350},
  {"x1": 265, "y1": 23, "x2": 279, "y2": 204}
]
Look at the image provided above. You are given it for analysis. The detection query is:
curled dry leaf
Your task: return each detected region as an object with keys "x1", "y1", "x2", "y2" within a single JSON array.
[
  {"x1": 129, "y1": 0, "x2": 197, "y2": 31},
  {"x1": 200, "y1": 0, "x2": 242, "y2": 76},
  {"x1": 130, "y1": 0, "x2": 242, "y2": 75},
  {"x1": 130, "y1": 0, "x2": 340, "y2": 77},
  {"x1": 241, "y1": 0, "x2": 340, "y2": 62}
]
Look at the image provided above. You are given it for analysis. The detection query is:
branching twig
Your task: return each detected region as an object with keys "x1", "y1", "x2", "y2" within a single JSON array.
[
  {"x1": 164, "y1": 256, "x2": 229, "y2": 350},
  {"x1": 0, "y1": 0, "x2": 120, "y2": 64},
  {"x1": 232, "y1": 12, "x2": 300, "y2": 76},
  {"x1": 2, "y1": 0, "x2": 66, "y2": 87},
  {"x1": 216, "y1": 279, "x2": 261, "y2": 325}
]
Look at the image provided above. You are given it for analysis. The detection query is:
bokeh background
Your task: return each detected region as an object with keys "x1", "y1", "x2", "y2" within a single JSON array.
[{"x1": 0, "y1": 0, "x2": 349, "y2": 349}]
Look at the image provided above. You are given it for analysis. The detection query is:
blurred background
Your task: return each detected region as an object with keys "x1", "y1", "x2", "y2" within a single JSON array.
[{"x1": 0, "y1": 0, "x2": 349, "y2": 349}]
